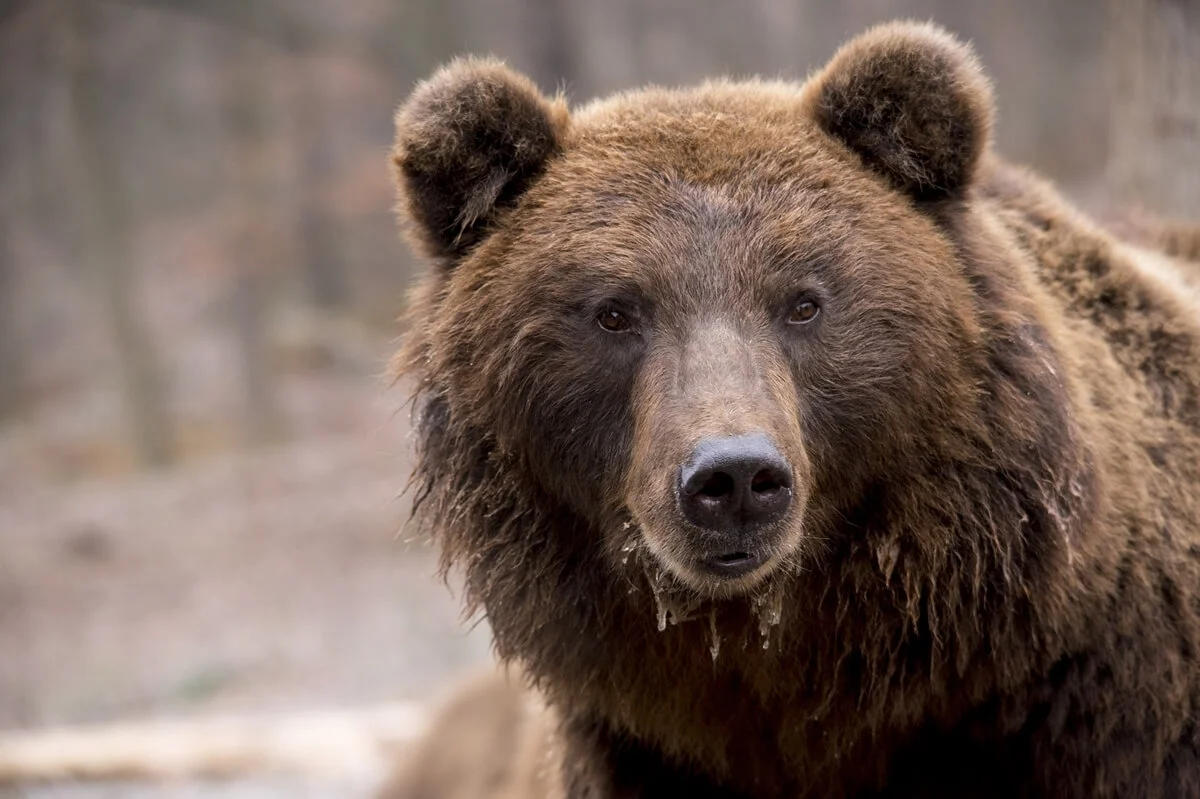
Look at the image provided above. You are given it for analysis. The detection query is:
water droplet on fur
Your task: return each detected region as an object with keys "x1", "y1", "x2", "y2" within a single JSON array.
[
  {"x1": 619, "y1": 535, "x2": 641, "y2": 566},
  {"x1": 646, "y1": 568, "x2": 704, "y2": 632},
  {"x1": 709, "y1": 608, "x2": 721, "y2": 663},
  {"x1": 752, "y1": 583, "x2": 785, "y2": 649},
  {"x1": 668, "y1": 598, "x2": 701, "y2": 627},
  {"x1": 652, "y1": 571, "x2": 669, "y2": 631},
  {"x1": 876, "y1": 538, "x2": 900, "y2": 581}
]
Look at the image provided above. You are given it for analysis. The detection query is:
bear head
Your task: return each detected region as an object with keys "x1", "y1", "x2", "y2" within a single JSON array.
[{"x1": 392, "y1": 22, "x2": 1090, "y2": 657}]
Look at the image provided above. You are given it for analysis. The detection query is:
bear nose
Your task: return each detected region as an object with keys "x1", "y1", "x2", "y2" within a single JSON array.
[{"x1": 677, "y1": 433, "x2": 793, "y2": 543}]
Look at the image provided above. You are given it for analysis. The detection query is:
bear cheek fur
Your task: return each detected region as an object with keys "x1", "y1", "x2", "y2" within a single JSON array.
[{"x1": 432, "y1": 235, "x2": 640, "y2": 535}]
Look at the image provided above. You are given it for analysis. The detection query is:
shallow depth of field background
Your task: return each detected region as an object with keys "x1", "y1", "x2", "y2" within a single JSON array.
[{"x1": 0, "y1": 0, "x2": 1196, "y2": 797}]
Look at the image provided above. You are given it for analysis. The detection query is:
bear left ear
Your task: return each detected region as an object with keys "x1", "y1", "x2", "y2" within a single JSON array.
[
  {"x1": 393, "y1": 58, "x2": 569, "y2": 261},
  {"x1": 802, "y1": 21, "x2": 994, "y2": 201}
]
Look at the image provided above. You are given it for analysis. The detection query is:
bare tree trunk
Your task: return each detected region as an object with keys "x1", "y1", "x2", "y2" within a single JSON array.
[
  {"x1": 62, "y1": 0, "x2": 173, "y2": 467},
  {"x1": 230, "y1": 264, "x2": 284, "y2": 447},
  {"x1": 0, "y1": 219, "x2": 19, "y2": 420},
  {"x1": 1108, "y1": 0, "x2": 1200, "y2": 220},
  {"x1": 227, "y1": 34, "x2": 286, "y2": 447},
  {"x1": 0, "y1": 33, "x2": 19, "y2": 422},
  {"x1": 293, "y1": 76, "x2": 347, "y2": 311}
]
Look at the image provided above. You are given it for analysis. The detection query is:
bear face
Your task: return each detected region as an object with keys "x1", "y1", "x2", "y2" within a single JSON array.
[
  {"x1": 419, "y1": 122, "x2": 991, "y2": 598},
  {"x1": 394, "y1": 22, "x2": 1079, "y2": 604}
]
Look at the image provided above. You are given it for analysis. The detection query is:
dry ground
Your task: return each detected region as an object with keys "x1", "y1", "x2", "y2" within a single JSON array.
[{"x1": 0, "y1": 393, "x2": 493, "y2": 797}]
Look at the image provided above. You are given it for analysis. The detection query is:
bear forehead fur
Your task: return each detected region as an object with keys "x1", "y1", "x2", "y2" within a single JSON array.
[{"x1": 391, "y1": 20, "x2": 1200, "y2": 798}]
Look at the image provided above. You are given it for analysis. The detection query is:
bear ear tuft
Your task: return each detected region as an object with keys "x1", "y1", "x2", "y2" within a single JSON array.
[
  {"x1": 393, "y1": 58, "x2": 568, "y2": 260},
  {"x1": 802, "y1": 21, "x2": 994, "y2": 200}
]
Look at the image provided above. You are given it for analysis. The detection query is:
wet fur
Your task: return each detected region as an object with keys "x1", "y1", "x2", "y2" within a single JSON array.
[{"x1": 390, "y1": 21, "x2": 1200, "y2": 798}]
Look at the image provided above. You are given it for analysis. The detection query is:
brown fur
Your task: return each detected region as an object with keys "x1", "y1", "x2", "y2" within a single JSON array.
[
  {"x1": 1108, "y1": 212, "x2": 1200, "y2": 265},
  {"x1": 375, "y1": 669, "x2": 555, "y2": 799},
  {"x1": 390, "y1": 20, "x2": 1200, "y2": 798}
]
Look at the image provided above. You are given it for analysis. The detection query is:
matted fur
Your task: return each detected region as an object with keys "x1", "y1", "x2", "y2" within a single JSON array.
[{"x1": 389, "y1": 20, "x2": 1200, "y2": 798}]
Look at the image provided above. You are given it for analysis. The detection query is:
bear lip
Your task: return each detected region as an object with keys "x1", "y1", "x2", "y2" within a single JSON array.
[{"x1": 697, "y1": 550, "x2": 764, "y2": 578}]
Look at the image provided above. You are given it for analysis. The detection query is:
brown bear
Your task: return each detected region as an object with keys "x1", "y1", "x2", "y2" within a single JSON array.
[{"x1": 388, "y1": 20, "x2": 1200, "y2": 798}]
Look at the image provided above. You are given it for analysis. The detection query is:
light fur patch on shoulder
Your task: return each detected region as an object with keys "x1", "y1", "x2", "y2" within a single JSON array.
[{"x1": 1119, "y1": 242, "x2": 1200, "y2": 309}]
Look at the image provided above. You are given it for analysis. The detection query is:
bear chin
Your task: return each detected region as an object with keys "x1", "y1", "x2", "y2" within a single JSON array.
[{"x1": 632, "y1": 523, "x2": 801, "y2": 600}]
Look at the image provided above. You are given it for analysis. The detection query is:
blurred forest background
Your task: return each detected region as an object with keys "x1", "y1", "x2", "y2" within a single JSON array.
[{"x1": 0, "y1": 0, "x2": 1196, "y2": 796}]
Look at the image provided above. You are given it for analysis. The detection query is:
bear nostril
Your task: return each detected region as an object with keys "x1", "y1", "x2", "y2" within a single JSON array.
[
  {"x1": 750, "y1": 469, "x2": 785, "y2": 494},
  {"x1": 698, "y1": 472, "x2": 735, "y2": 499},
  {"x1": 677, "y1": 433, "x2": 794, "y2": 535}
]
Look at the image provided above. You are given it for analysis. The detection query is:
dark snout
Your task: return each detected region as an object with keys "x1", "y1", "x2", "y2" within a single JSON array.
[{"x1": 678, "y1": 433, "x2": 793, "y2": 576}]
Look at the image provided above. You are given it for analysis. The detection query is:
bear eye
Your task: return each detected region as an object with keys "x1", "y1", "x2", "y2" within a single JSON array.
[
  {"x1": 787, "y1": 299, "x2": 820, "y2": 325},
  {"x1": 597, "y1": 307, "x2": 633, "y2": 333}
]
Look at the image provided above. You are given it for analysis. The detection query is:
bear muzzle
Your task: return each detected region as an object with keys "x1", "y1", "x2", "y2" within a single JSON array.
[{"x1": 677, "y1": 432, "x2": 794, "y2": 577}]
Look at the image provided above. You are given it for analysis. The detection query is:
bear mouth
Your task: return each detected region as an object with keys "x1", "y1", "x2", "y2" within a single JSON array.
[
  {"x1": 624, "y1": 519, "x2": 784, "y2": 598},
  {"x1": 677, "y1": 549, "x2": 779, "y2": 595},
  {"x1": 696, "y1": 550, "x2": 764, "y2": 578}
]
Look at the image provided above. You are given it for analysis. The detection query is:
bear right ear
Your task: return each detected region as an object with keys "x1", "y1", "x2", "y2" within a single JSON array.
[
  {"x1": 393, "y1": 58, "x2": 569, "y2": 261},
  {"x1": 801, "y1": 21, "x2": 994, "y2": 201}
]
